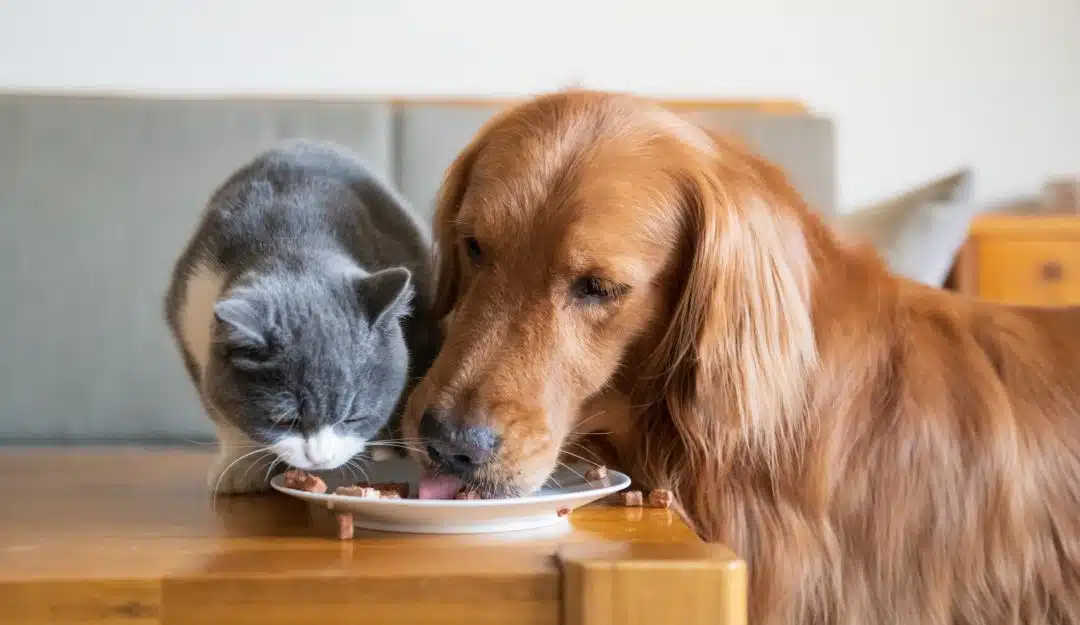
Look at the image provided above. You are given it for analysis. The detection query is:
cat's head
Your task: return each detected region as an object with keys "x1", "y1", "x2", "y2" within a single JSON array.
[{"x1": 204, "y1": 265, "x2": 414, "y2": 471}]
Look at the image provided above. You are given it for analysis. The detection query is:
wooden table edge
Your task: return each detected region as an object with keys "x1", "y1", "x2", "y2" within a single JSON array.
[
  {"x1": 557, "y1": 541, "x2": 747, "y2": 625},
  {"x1": 0, "y1": 447, "x2": 747, "y2": 624}
]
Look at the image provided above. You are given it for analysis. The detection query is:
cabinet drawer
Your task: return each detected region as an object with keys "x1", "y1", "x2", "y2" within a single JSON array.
[{"x1": 977, "y1": 239, "x2": 1080, "y2": 306}]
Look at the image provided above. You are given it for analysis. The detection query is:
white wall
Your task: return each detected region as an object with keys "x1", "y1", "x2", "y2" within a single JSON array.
[{"x1": 1, "y1": 0, "x2": 1078, "y2": 210}]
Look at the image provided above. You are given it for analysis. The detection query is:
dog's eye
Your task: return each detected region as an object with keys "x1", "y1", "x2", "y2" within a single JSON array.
[
  {"x1": 464, "y1": 237, "x2": 483, "y2": 263},
  {"x1": 572, "y1": 276, "x2": 628, "y2": 304}
]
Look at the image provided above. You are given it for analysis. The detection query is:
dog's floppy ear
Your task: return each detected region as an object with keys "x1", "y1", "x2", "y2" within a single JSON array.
[
  {"x1": 646, "y1": 135, "x2": 819, "y2": 473},
  {"x1": 430, "y1": 136, "x2": 486, "y2": 321}
]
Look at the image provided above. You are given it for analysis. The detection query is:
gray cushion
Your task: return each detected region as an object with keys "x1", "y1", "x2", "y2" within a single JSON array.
[
  {"x1": 395, "y1": 104, "x2": 837, "y2": 220},
  {"x1": 0, "y1": 95, "x2": 394, "y2": 440},
  {"x1": 394, "y1": 104, "x2": 504, "y2": 221},
  {"x1": 685, "y1": 110, "x2": 837, "y2": 215}
]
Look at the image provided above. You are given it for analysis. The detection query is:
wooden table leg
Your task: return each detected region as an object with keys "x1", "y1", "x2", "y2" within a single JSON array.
[{"x1": 558, "y1": 542, "x2": 747, "y2": 625}]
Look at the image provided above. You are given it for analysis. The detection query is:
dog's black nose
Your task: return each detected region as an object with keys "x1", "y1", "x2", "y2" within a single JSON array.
[{"x1": 419, "y1": 409, "x2": 500, "y2": 476}]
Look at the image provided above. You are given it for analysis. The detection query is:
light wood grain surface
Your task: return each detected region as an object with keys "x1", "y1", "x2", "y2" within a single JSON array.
[
  {"x1": 954, "y1": 214, "x2": 1080, "y2": 307},
  {"x1": 0, "y1": 448, "x2": 744, "y2": 625}
]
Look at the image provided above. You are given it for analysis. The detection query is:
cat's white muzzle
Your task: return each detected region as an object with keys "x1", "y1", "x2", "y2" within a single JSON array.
[{"x1": 270, "y1": 427, "x2": 366, "y2": 471}]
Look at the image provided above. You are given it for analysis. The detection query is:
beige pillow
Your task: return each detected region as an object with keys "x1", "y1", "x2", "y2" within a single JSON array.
[{"x1": 834, "y1": 170, "x2": 979, "y2": 287}]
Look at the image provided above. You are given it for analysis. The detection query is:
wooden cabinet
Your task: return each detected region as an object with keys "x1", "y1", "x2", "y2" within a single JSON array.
[{"x1": 954, "y1": 215, "x2": 1080, "y2": 306}]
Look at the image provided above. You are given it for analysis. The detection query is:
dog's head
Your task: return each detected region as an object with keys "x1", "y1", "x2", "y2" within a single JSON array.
[{"x1": 403, "y1": 91, "x2": 818, "y2": 497}]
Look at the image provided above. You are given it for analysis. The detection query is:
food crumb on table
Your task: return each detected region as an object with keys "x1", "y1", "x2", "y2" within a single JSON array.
[
  {"x1": 620, "y1": 490, "x2": 644, "y2": 506},
  {"x1": 335, "y1": 513, "x2": 354, "y2": 540},
  {"x1": 648, "y1": 488, "x2": 674, "y2": 509},
  {"x1": 557, "y1": 507, "x2": 571, "y2": 517}
]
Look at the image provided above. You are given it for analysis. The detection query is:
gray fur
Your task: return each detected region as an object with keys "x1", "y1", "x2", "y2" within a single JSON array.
[{"x1": 164, "y1": 140, "x2": 438, "y2": 473}]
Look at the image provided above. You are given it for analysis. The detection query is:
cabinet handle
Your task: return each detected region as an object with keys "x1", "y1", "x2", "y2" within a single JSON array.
[{"x1": 1041, "y1": 261, "x2": 1064, "y2": 282}]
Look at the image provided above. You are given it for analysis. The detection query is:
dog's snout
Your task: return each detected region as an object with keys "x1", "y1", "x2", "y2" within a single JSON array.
[{"x1": 420, "y1": 409, "x2": 501, "y2": 476}]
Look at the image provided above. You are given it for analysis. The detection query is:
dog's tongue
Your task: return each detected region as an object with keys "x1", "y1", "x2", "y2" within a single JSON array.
[{"x1": 417, "y1": 471, "x2": 464, "y2": 500}]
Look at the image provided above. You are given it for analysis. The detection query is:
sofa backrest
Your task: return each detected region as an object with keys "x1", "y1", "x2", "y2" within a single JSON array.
[{"x1": 0, "y1": 94, "x2": 834, "y2": 441}]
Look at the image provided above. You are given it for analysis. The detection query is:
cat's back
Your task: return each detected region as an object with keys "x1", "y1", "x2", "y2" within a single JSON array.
[
  {"x1": 205, "y1": 140, "x2": 367, "y2": 248},
  {"x1": 207, "y1": 140, "x2": 428, "y2": 268}
]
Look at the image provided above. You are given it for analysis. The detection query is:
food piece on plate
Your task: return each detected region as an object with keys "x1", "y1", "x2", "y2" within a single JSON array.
[
  {"x1": 338, "y1": 481, "x2": 410, "y2": 499},
  {"x1": 648, "y1": 488, "x2": 674, "y2": 509},
  {"x1": 454, "y1": 489, "x2": 483, "y2": 500},
  {"x1": 336, "y1": 513, "x2": 354, "y2": 540},
  {"x1": 334, "y1": 485, "x2": 382, "y2": 499},
  {"x1": 556, "y1": 507, "x2": 571, "y2": 517},
  {"x1": 584, "y1": 465, "x2": 608, "y2": 481},
  {"x1": 418, "y1": 472, "x2": 465, "y2": 499},
  {"x1": 283, "y1": 469, "x2": 327, "y2": 494},
  {"x1": 620, "y1": 490, "x2": 644, "y2": 507},
  {"x1": 370, "y1": 482, "x2": 410, "y2": 498}
]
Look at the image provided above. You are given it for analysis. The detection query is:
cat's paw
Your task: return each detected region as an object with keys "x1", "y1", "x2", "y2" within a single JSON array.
[{"x1": 207, "y1": 451, "x2": 275, "y2": 495}]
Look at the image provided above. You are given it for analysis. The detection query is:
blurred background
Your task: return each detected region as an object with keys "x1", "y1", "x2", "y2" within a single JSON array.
[
  {"x1": 1, "y1": 0, "x2": 1078, "y2": 442},
  {"x1": 4, "y1": 0, "x2": 1078, "y2": 208}
]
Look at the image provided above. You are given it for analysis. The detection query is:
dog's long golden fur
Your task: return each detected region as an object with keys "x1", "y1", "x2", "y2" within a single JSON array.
[{"x1": 403, "y1": 90, "x2": 1080, "y2": 624}]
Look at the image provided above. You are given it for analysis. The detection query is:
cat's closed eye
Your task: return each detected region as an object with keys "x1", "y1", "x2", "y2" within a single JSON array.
[{"x1": 227, "y1": 344, "x2": 270, "y2": 363}]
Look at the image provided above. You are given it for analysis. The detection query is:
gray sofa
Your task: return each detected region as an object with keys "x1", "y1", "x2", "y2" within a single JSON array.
[{"x1": 0, "y1": 94, "x2": 835, "y2": 441}]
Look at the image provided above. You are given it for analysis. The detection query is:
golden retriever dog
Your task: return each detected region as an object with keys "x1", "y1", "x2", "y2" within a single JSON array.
[{"x1": 402, "y1": 90, "x2": 1080, "y2": 624}]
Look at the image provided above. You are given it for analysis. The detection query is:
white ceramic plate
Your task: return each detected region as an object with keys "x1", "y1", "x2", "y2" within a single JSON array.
[{"x1": 270, "y1": 458, "x2": 630, "y2": 534}]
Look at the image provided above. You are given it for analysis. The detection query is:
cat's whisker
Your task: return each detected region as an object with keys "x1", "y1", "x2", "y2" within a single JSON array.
[
  {"x1": 263, "y1": 457, "x2": 283, "y2": 483},
  {"x1": 556, "y1": 460, "x2": 587, "y2": 484},
  {"x1": 341, "y1": 459, "x2": 360, "y2": 482},
  {"x1": 189, "y1": 440, "x2": 265, "y2": 448},
  {"x1": 211, "y1": 447, "x2": 274, "y2": 504},
  {"x1": 366, "y1": 441, "x2": 425, "y2": 454},
  {"x1": 558, "y1": 448, "x2": 600, "y2": 468},
  {"x1": 573, "y1": 409, "x2": 607, "y2": 431},
  {"x1": 563, "y1": 441, "x2": 607, "y2": 466},
  {"x1": 372, "y1": 437, "x2": 428, "y2": 445},
  {"x1": 345, "y1": 459, "x2": 371, "y2": 485},
  {"x1": 178, "y1": 438, "x2": 225, "y2": 447},
  {"x1": 347, "y1": 461, "x2": 366, "y2": 484}
]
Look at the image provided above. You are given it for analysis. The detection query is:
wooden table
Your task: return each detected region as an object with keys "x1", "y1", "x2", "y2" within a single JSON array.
[{"x1": 0, "y1": 448, "x2": 745, "y2": 625}]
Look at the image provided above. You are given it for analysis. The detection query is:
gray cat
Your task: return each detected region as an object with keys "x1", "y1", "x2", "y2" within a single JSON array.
[{"x1": 164, "y1": 140, "x2": 438, "y2": 494}]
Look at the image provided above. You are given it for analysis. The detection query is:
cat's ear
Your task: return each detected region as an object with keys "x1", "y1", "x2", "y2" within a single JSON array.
[
  {"x1": 358, "y1": 267, "x2": 414, "y2": 327},
  {"x1": 213, "y1": 296, "x2": 270, "y2": 366}
]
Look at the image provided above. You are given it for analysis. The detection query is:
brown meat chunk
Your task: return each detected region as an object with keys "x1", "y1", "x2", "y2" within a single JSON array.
[
  {"x1": 369, "y1": 482, "x2": 410, "y2": 498},
  {"x1": 620, "y1": 490, "x2": 644, "y2": 507},
  {"x1": 648, "y1": 488, "x2": 674, "y2": 509},
  {"x1": 282, "y1": 469, "x2": 327, "y2": 494},
  {"x1": 334, "y1": 485, "x2": 381, "y2": 499},
  {"x1": 584, "y1": 466, "x2": 608, "y2": 481},
  {"x1": 454, "y1": 489, "x2": 483, "y2": 500},
  {"x1": 336, "y1": 513, "x2": 354, "y2": 540}
]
